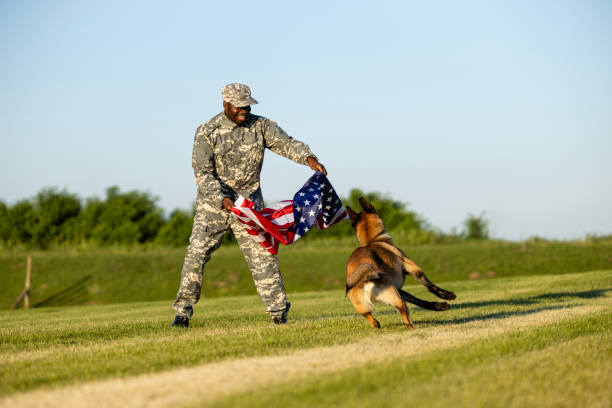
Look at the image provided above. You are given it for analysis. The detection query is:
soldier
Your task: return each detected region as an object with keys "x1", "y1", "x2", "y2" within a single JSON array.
[{"x1": 172, "y1": 83, "x2": 327, "y2": 327}]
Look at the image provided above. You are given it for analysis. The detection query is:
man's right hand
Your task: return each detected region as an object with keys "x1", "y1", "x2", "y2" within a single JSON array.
[
  {"x1": 307, "y1": 156, "x2": 327, "y2": 176},
  {"x1": 222, "y1": 197, "x2": 234, "y2": 211}
]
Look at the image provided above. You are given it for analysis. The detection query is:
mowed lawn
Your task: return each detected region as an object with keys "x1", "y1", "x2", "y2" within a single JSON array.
[{"x1": 1, "y1": 270, "x2": 611, "y2": 408}]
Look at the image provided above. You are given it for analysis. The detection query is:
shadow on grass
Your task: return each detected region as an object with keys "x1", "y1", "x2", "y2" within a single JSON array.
[
  {"x1": 417, "y1": 304, "x2": 568, "y2": 326},
  {"x1": 378, "y1": 288, "x2": 610, "y2": 328},
  {"x1": 34, "y1": 276, "x2": 92, "y2": 308},
  {"x1": 529, "y1": 288, "x2": 611, "y2": 300},
  {"x1": 298, "y1": 289, "x2": 612, "y2": 327},
  {"x1": 450, "y1": 288, "x2": 611, "y2": 310}
]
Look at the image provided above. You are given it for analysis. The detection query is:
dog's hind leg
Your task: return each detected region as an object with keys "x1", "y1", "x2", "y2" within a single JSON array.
[
  {"x1": 399, "y1": 289, "x2": 450, "y2": 311},
  {"x1": 361, "y1": 311, "x2": 381, "y2": 329},
  {"x1": 402, "y1": 258, "x2": 456, "y2": 301},
  {"x1": 347, "y1": 286, "x2": 380, "y2": 329},
  {"x1": 373, "y1": 285, "x2": 415, "y2": 329}
]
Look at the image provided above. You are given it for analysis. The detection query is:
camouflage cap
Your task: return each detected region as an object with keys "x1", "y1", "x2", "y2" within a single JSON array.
[{"x1": 221, "y1": 83, "x2": 258, "y2": 108}]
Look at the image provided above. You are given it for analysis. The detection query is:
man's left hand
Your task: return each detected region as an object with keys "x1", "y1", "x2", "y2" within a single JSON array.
[
  {"x1": 222, "y1": 197, "x2": 234, "y2": 211},
  {"x1": 307, "y1": 156, "x2": 327, "y2": 176}
]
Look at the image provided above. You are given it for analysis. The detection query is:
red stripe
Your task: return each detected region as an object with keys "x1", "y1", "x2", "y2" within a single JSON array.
[
  {"x1": 267, "y1": 203, "x2": 294, "y2": 220},
  {"x1": 231, "y1": 195, "x2": 346, "y2": 254}
]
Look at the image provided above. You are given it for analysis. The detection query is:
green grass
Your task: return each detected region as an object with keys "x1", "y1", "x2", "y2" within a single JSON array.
[
  {"x1": 1, "y1": 270, "x2": 611, "y2": 407},
  {"x1": 209, "y1": 316, "x2": 611, "y2": 408},
  {"x1": 2, "y1": 240, "x2": 612, "y2": 309}
]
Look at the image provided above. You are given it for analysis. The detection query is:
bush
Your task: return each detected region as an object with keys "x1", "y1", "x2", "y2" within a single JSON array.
[
  {"x1": 462, "y1": 211, "x2": 489, "y2": 240},
  {"x1": 4, "y1": 200, "x2": 38, "y2": 245},
  {"x1": 77, "y1": 186, "x2": 164, "y2": 246},
  {"x1": 0, "y1": 186, "x2": 165, "y2": 248},
  {"x1": 31, "y1": 188, "x2": 82, "y2": 248},
  {"x1": 155, "y1": 209, "x2": 194, "y2": 247}
]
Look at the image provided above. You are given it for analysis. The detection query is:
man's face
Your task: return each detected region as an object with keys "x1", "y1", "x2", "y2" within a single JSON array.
[{"x1": 224, "y1": 102, "x2": 251, "y2": 125}]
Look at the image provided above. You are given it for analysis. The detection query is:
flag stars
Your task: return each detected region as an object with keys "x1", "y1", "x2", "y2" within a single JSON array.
[{"x1": 237, "y1": 173, "x2": 345, "y2": 255}]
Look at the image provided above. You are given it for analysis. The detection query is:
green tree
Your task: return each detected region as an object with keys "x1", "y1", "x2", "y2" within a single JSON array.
[
  {"x1": 463, "y1": 211, "x2": 489, "y2": 240},
  {"x1": 5, "y1": 200, "x2": 38, "y2": 245},
  {"x1": 0, "y1": 201, "x2": 8, "y2": 244},
  {"x1": 31, "y1": 188, "x2": 81, "y2": 248},
  {"x1": 76, "y1": 186, "x2": 164, "y2": 245},
  {"x1": 155, "y1": 209, "x2": 194, "y2": 246}
]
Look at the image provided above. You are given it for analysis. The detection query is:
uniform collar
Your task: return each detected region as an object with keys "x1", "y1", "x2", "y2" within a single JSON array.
[
  {"x1": 220, "y1": 112, "x2": 239, "y2": 129},
  {"x1": 219, "y1": 111, "x2": 255, "y2": 129}
]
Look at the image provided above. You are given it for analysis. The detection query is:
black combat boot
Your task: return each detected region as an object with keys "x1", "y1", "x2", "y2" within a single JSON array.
[
  {"x1": 272, "y1": 315, "x2": 287, "y2": 324},
  {"x1": 272, "y1": 302, "x2": 291, "y2": 325},
  {"x1": 171, "y1": 315, "x2": 190, "y2": 328}
]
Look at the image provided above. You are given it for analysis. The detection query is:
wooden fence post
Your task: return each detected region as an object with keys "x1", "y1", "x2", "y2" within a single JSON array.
[{"x1": 10, "y1": 255, "x2": 32, "y2": 310}]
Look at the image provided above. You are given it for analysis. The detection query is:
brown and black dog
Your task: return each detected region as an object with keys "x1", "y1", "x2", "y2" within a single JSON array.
[{"x1": 345, "y1": 197, "x2": 456, "y2": 329}]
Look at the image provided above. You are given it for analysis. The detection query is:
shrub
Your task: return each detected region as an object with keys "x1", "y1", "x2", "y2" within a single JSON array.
[
  {"x1": 462, "y1": 211, "x2": 489, "y2": 240},
  {"x1": 155, "y1": 209, "x2": 194, "y2": 247}
]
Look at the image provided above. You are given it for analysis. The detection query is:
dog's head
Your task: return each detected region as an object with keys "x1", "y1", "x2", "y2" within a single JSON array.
[{"x1": 346, "y1": 197, "x2": 387, "y2": 245}]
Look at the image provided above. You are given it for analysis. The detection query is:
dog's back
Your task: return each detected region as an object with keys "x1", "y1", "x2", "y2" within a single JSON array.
[{"x1": 346, "y1": 243, "x2": 405, "y2": 293}]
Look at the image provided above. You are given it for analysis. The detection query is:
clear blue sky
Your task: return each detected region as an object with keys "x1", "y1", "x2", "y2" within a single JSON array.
[{"x1": 1, "y1": 0, "x2": 611, "y2": 240}]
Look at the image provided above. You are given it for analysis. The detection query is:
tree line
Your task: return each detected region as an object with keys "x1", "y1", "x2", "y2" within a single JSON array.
[{"x1": 0, "y1": 186, "x2": 488, "y2": 249}]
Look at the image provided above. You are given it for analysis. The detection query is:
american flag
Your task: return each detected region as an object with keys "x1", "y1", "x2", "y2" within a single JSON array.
[{"x1": 229, "y1": 171, "x2": 348, "y2": 254}]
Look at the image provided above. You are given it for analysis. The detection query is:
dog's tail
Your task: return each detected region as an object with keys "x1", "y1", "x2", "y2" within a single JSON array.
[{"x1": 398, "y1": 289, "x2": 450, "y2": 311}]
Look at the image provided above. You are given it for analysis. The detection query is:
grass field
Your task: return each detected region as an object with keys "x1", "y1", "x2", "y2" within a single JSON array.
[
  {"x1": 1, "y1": 269, "x2": 610, "y2": 407},
  {"x1": 2, "y1": 240, "x2": 612, "y2": 308}
]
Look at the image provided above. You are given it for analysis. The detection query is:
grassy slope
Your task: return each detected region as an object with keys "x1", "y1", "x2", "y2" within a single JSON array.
[
  {"x1": 2, "y1": 240, "x2": 612, "y2": 308},
  {"x1": 0, "y1": 270, "x2": 610, "y2": 407}
]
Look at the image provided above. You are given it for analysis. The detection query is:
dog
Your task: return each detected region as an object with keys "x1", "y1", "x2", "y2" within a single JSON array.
[{"x1": 345, "y1": 197, "x2": 456, "y2": 329}]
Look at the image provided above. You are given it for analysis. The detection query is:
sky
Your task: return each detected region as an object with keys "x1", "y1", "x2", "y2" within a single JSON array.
[{"x1": 1, "y1": 0, "x2": 611, "y2": 241}]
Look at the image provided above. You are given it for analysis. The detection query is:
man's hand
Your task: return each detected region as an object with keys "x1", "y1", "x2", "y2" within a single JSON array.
[
  {"x1": 307, "y1": 156, "x2": 327, "y2": 176},
  {"x1": 222, "y1": 197, "x2": 234, "y2": 211}
]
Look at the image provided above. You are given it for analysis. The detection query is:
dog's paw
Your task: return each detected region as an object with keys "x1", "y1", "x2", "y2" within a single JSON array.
[
  {"x1": 438, "y1": 289, "x2": 456, "y2": 301},
  {"x1": 434, "y1": 302, "x2": 450, "y2": 311}
]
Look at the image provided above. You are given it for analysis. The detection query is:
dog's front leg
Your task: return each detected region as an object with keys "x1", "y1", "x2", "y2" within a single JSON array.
[{"x1": 402, "y1": 257, "x2": 456, "y2": 301}]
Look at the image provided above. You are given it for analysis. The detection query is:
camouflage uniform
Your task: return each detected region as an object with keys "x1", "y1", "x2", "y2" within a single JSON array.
[{"x1": 173, "y1": 85, "x2": 315, "y2": 321}]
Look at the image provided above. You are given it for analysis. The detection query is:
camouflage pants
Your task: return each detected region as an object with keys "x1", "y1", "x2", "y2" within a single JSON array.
[{"x1": 173, "y1": 193, "x2": 289, "y2": 319}]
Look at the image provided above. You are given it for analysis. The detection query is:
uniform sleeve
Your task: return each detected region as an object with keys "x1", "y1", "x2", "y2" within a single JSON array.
[
  {"x1": 262, "y1": 119, "x2": 316, "y2": 165},
  {"x1": 192, "y1": 125, "x2": 225, "y2": 208}
]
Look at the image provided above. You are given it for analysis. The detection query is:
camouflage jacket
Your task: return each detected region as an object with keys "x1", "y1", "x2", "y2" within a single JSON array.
[{"x1": 192, "y1": 112, "x2": 315, "y2": 208}]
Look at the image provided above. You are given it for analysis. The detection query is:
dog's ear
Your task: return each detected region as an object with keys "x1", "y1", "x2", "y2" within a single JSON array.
[
  {"x1": 346, "y1": 206, "x2": 359, "y2": 221},
  {"x1": 358, "y1": 197, "x2": 376, "y2": 213}
]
